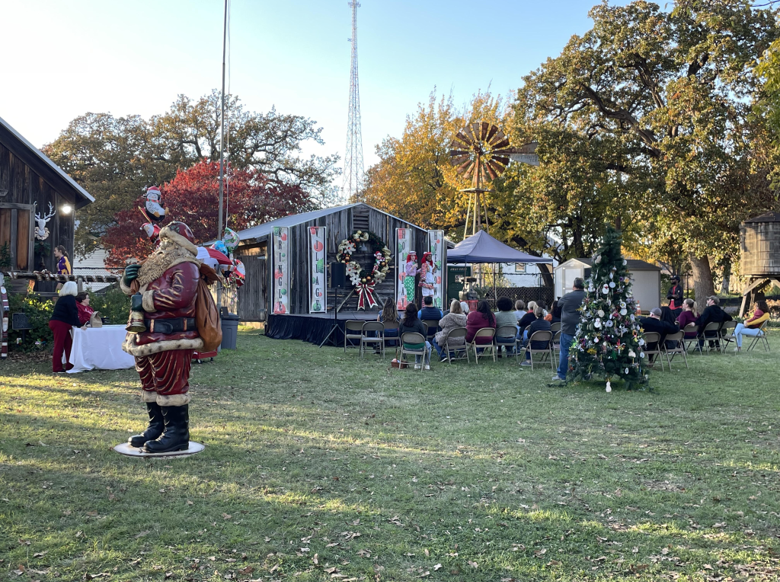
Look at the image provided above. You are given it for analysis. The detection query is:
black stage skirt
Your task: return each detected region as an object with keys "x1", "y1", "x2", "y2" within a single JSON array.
[{"x1": 265, "y1": 314, "x2": 347, "y2": 346}]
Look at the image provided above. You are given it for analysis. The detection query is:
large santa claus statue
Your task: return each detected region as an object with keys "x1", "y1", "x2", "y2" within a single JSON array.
[{"x1": 120, "y1": 221, "x2": 203, "y2": 453}]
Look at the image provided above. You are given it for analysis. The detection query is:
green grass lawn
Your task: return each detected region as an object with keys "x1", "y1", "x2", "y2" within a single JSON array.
[{"x1": 1, "y1": 331, "x2": 779, "y2": 581}]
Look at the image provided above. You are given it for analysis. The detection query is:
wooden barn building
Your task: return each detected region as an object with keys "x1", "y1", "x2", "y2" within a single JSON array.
[
  {"x1": 233, "y1": 203, "x2": 438, "y2": 344},
  {"x1": 0, "y1": 116, "x2": 93, "y2": 289}
]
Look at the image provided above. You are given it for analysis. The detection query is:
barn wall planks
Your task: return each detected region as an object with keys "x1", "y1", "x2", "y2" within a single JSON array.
[{"x1": 0, "y1": 140, "x2": 78, "y2": 284}]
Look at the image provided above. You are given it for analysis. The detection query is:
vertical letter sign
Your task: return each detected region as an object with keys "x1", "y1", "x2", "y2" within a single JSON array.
[
  {"x1": 309, "y1": 226, "x2": 327, "y2": 313},
  {"x1": 272, "y1": 227, "x2": 289, "y2": 315},
  {"x1": 427, "y1": 230, "x2": 445, "y2": 309},
  {"x1": 396, "y1": 227, "x2": 414, "y2": 311}
]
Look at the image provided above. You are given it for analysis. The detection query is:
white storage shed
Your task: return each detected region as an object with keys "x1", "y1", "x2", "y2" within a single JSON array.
[{"x1": 554, "y1": 258, "x2": 662, "y2": 311}]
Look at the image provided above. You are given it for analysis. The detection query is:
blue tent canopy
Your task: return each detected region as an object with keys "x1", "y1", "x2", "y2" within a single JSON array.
[{"x1": 447, "y1": 230, "x2": 552, "y2": 264}]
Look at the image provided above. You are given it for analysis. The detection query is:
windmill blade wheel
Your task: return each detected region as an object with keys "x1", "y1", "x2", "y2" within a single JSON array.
[{"x1": 449, "y1": 121, "x2": 511, "y2": 181}]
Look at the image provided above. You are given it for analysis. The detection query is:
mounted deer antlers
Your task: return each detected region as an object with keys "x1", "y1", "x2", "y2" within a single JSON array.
[{"x1": 34, "y1": 202, "x2": 56, "y2": 241}]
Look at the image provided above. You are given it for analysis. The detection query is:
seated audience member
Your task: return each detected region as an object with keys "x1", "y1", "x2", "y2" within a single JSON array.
[
  {"x1": 495, "y1": 297, "x2": 519, "y2": 355},
  {"x1": 676, "y1": 298, "x2": 698, "y2": 338},
  {"x1": 520, "y1": 306, "x2": 551, "y2": 366},
  {"x1": 696, "y1": 295, "x2": 732, "y2": 348},
  {"x1": 418, "y1": 296, "x2": 443, "y2": 339},
  {"x1": 660, "y1": 306, "x2": 677, "y2": 325},
  {"x1": 399, "y1": 303, "x2": 431, "y2": 370},
  {"x1": 517, "y1": 301, "x2": 538, "y2": 338},
  {"x1": 75, "y1": 292, "x2": 95, "y2": 327},
  {"x1": 433, "y1": 300, "x2": 468, "y2": 361},
  {"x1": 513, "y1": 300, "x2": 526, "y2": 323},
  {"x1": 460, "y1": 301, "x2": 470, "y2": 315},
  {"x1": 544, "y1": 300, "x2": 554, "y2": 322},
  {"x1": 733, "y1": 300, "x2": 770, "y2": 352},
  {"x1": 465, "y1": 300, "x2": 496, "y2": 345},
  {"x1": 537, "y1": 300, "x2": 549, "y2": 319},
  {"x1": 377, "y1": 299, "x2": 400, "y2": 349},
  {"x1": 550, "y1": 299, "x2": 562, "y2": 323},
  {"x1": 640, "y1": 307, "x2": 679, "y2": 353}
]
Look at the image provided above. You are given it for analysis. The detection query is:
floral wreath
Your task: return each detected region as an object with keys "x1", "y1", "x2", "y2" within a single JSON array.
[{"x1": 336, "y1": 230, "x2": 392, "y2": 309}]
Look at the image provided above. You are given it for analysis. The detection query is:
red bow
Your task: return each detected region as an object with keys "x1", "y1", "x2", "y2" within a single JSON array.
[{"x1": 356, "y1": 282, "x2": 378, "y2": 310}]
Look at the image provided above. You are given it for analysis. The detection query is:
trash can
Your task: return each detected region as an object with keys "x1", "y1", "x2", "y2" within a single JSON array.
[{"x1": 220, "y1": 311, "x2": 240, "y2": 350}]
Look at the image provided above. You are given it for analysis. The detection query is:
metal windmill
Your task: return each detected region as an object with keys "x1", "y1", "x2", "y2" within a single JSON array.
[{"x1": 449, "y1": 121, "x2": 538, "y2": 238}]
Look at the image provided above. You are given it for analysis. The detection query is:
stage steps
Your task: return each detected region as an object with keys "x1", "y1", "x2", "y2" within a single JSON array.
[{"x1": 327, "y1": 279, "x2": 395, "y2": 314}]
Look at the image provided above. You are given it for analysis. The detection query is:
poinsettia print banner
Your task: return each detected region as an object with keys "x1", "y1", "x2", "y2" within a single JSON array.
[
  {"x1": 396, "y1": 227, "x2": 414, "y2": 311},
  {"x1": 272, "y1": 226, "x2": 290, "y2": 315},
  {"x1": 428, "y1": 230, "x2": 445, "y2": 309},
  {"x1": 309, "y1": 226, "x2": 327, "y2": 313}
]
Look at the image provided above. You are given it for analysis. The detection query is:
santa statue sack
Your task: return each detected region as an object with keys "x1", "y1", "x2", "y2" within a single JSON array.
[{"x1": 196, "y1": 264, "x2": 223, "y2": 352}]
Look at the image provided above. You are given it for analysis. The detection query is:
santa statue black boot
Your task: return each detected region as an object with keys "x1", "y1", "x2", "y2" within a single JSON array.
[
  {"x1": 128, "y1": 402, "x2": 164, "y2": 448},
  {"x1": 143, "y1": 404, "x2": 190, "y2": 453}
]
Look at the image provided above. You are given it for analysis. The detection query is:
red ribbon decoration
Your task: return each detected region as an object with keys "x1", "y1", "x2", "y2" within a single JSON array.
[{"x1": 356, "y1": 282, "x2": 378, "y2": 310}]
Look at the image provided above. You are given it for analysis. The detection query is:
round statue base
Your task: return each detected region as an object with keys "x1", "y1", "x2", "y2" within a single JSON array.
[{"x1": 113, "y1": 441, "x2": 205, "y2": 458}]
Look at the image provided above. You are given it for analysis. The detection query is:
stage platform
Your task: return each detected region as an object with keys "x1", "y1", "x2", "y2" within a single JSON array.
[{"x1": 266, "y1": 311, "x2": 382, "y2": 346}]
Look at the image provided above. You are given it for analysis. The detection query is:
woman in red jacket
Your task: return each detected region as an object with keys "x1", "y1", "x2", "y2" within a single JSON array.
[
  {"x1": 75, "y1": 292, "x2": 95, "y2": 326},
  {"x1": 465, "y1": 300, "x2": 496, "y2": 344},
  {"x1": 48, "y1": 282, "x2": 81, "y2": 373}
]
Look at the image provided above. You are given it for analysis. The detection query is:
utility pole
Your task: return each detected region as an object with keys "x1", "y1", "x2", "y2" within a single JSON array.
[
  {"x1": 218, "y1": 0, "x2": 228, "y2": 241},
  {"x1": 217, "y1": 0, "x2": 228, "y2": 308}
]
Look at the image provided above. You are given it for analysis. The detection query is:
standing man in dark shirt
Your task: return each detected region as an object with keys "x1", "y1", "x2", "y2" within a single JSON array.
[
  {"x1": 666, "y1": 275, "x2": 683, "y2": 314},
  {"x1": 554, "y1": 278, "x2": 586, "y2": 382}
]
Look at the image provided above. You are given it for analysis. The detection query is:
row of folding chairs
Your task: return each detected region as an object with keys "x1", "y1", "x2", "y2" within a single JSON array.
[
  {"x1": 681, "y1": 320, "x2": 769, "y2": 355},
  {"x1": 344, "y1": 319, "x2": 770, "y2": 371},
  {"x1": 343, "y1": 319, "x2": 444, "y2": 357},
  {"x1": 436, "y1": 326, "x2": 558, "y2": 369}
]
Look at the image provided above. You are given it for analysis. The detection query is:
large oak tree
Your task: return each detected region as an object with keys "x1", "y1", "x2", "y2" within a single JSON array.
[
  {"x1": 44, "y1": 91, "x2": 339, "y2": 256},
  {"x1": 514, "y1": 0, "x2": 780, "y2": 306}
]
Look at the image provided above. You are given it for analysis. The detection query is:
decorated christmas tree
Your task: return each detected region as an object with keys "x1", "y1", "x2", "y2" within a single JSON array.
[{"x1": 568, "y1": 227, "x2": 649, "y2": 391}]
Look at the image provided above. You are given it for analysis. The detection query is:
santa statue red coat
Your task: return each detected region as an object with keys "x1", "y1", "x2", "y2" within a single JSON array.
[{"x1": 121, "y1": 222, "x2": 203, "y2": 453}]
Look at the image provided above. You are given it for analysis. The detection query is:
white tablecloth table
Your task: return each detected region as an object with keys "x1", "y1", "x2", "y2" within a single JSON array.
[{"x1": 67, "y1": 325, "x2": 136, "y2": 373}]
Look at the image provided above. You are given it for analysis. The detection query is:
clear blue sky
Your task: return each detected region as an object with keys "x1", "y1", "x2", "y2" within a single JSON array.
[{"x1": 2, "y1": 0, "x2": 624, "y2": 180}]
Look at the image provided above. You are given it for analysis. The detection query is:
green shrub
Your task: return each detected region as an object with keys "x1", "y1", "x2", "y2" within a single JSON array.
[
  {"x1": 8, "y1": 292, "x2": 54, "y2": 352},
  {"x1": 89, "y1": 286, "x2": 130, "y2": 326}
]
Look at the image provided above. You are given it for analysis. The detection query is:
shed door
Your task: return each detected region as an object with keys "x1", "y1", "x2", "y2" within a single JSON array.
[
  {"x1": 237, "y1": 255, "x2": 267, "y2": 322},
  {"x1": 0, "y1": 204, "x2": 34, "y2": 271}
]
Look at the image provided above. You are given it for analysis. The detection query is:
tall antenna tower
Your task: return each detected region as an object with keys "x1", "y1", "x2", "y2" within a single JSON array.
[{"x1": 343, "y1": 1, "x2": 364, "y2": 202}]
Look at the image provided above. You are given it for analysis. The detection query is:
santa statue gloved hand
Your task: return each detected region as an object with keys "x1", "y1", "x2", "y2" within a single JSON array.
[{"x1": 121, "y1": 222, "x2": 203, "y2": 453}]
